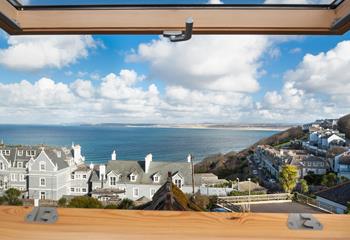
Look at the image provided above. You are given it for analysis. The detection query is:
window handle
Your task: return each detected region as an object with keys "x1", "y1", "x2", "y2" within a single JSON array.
[{"x1": 163, "y1": 17, "x2": 193, "y2": 42}]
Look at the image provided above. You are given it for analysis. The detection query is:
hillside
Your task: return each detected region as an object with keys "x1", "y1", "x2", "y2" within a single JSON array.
[
  {"x1": 194, "y1": 126, "x2": 306, "y2": 179},
  {"x1": 338, "y1": 114, "x2": 350, "y2": 139}
]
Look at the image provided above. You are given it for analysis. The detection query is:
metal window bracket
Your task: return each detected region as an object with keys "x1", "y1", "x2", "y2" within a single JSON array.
[
  {"x1": 163, "y1": 17, "x2": 193, "y2": 42},
  {"x1": 26, "y1": 207, "x2": 58, "y2": 224},
  {"x1": 288, "y1": 213, "x2": 323, "y2": 230}
]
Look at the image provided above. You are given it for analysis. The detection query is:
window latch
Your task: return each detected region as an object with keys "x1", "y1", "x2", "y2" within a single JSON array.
[
  {"x1": 288, "y1": 213, "x2": 323, "y2": 230},
  {"x1": 163, "y1": 17, "x2": 193, "y2": 42},
  {"x1": 26, "y1": 207, "x2": 58, "y2": 224}
]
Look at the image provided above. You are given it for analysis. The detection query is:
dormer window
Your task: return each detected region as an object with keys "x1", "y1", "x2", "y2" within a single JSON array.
[
  {"x1": 18, "y1": 150, "x2": 23, "y2": 156},
  {"x1": 26, "y1": 150, "x2": 36, "y2": 157},
  {"x1": 153, "y1": 174, "x2": 160, "y2": 183},
  {"x1": 110, "y1": 176, "x2": 117, "y2": 185},
  {"x1": 17, "y1": 162, "x2": 23, "y2": 168},
  {"x1": 3, "y1": 150, "x2": 10, "y2": 156},
  {"x1": 130, "y1": 173, "x2": 137, "y2": 182}
]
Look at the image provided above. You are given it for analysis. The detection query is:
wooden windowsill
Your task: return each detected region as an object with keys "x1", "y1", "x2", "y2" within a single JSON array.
[{"x1": 0, "y1": 206, "x2": 349, "y2": 240}]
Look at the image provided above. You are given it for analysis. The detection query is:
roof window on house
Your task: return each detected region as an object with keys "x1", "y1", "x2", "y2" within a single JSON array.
[
  {"x1": 40, "y1": 162, "x2": 46, "y2": 171},
  {"x1": 153, "y1": 174, "x2": 160, "y2": 183},
  {"x1": 3, "y1": 150, "x2": 10, "y2": 156},
  {"x1": 18, "y1": 150, "x2": 23, "y2": 156},
  {"x1": 26, "y1": 150, "x2": 36, "y2": 157},
  {"x1": 130, "y1": 173, "x2": 137, "y2": 182}
]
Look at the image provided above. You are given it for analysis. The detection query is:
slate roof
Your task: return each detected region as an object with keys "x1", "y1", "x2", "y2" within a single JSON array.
[
  {"x1": 0, "y1": 144, "x2": 73, "y2": 170},
  {"x1": 91, "y1": 159, "x2": 196, "y2": 185},
  {"x1": 316, "y1": 181, "x2": 350, "y2": 206},
  {"x1": 339, "y1": 152, "x2": 350, "y2": 165}
]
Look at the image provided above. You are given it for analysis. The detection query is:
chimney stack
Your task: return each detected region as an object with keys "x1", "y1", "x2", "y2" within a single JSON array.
[
  {"x1": 145, "y1": 153, "x2": 152, "y2": 174},
  {"x1": 111, "y1": 150, "x2": 117, "y2": 160}
]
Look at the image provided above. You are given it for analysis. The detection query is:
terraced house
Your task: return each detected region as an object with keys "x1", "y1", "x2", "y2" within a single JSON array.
[
  {"x1": 91, "y1": 151, "x2": 229, "y2": 201},
  {"x1": 0, "y1": 143, "x2": 87, "y2": 200}
]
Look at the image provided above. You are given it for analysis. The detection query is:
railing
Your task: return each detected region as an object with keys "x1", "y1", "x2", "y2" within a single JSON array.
[
  {"x1": 218, "y1": 193, "x2": 291, "y2": 204},
  {"x1": 294, "y1": 193, "x2": 337, "y2": 214}
]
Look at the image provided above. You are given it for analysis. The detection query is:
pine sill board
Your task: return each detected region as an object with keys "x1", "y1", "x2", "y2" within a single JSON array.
[{"x1": 0, "y1": 206, "x2": 349, "y2": 240}]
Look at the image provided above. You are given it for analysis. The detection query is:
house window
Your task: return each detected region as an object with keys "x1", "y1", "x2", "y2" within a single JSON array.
[
  {"x1": 76, "y1": 174, "x2": 80, "y2": 179},
  {"x1": 150, "y1": 188, "x2": 156, "y2": 198},
  {"x1": 153, "y1": 175, "x2": 160, "y2": 183},
  {"x1": 130, "y1": 174, "x2": 137, "y2": 182},
  {"x1": 110, "y1": 176, "x2": 116, "y2": 186},
  {"x1": 18, "y1": 150, "x2": 23, "y2": 156},
  {"x1": 19, "y1": 174, "x2": 25, "y2": 182},
  {"x1": 40, "y1": 178, "x2": 46, "y2": 186},
  {"x1": 133, "y1": 188, "x2": 139, "y2": 197},
  {"x1": 0, "y1": 180, "x2": 3, "y2": 188},
  {"x1": 40, "y1": 192, "x2": 46, "y2": 200},
  {"x1": 82, "y1": 188, "x2": 87, "y2": 193},
  {"x1": 71, "y1": 174, "x2": 75, "y2": 180},
  {"x1": 71, "y1": 188, "x2": 75, "y2": 192},
  {"x1": 174, "y1": 179, "x2": 182, "y2": 189},
  {"x1": 10, "y1": 173, "x2": 16, "y2": 181},
  {"x1": 76, "y1": 188, "x2": 81, "y2": 193},
  {"x1": 40, "y1": 162, "x2": 46, "y2": 171},
  {"x1": 82, "y1": 174, "x2": 87, "y2": 179},
  {"x1": 18, "y1": 162, "x2": 23, "y2": 168},
  {"x1": 0, "y1": 162, "x2": 3, "y2": 170},
  {"x1": 26, "y1": 150, "x2": 36, "y2": 157},
  {"x1": 3, "y1": 150, "x2": 10, "y2": 156}
]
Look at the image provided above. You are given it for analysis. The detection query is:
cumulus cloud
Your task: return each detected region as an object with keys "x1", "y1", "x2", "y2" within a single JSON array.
[
  {"x1": 0, "y1": 36, "x2": 98, "y2": 71},
  {"x1": 256, "y1": 40, "x2": 350, "y2": 122},
  {"x1": 127, "y1": 35, "x2": 269, "y2": 93}
]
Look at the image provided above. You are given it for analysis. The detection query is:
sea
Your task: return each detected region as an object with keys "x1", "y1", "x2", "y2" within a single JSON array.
[{"x1": 0, "y1": 125, "x2": 278, "y2": 164}]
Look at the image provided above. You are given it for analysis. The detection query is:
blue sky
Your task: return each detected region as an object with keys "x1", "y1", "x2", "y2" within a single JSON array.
[{"x1": 0, "y1": 0, "x2": 349, "y2": 124}]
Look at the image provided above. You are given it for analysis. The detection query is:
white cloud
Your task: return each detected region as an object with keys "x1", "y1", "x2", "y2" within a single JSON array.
[
  {"x1": 289, "y1": 48, "x2": 302, "y2": 54},
  {"x1": 284, "y1": 40, "x2": 350, "y2": 99},
  {"x1": 0, "y1": 36, "x2": 98, "y2": 71},
  {"x1": 70, "y1": 79, "x2": 95, "y2": 99},
  {"x1": 127, "y1": 35, "x2": 269, "y2": 93},
  {"x1": 207, "y1": 0, "x2": 224, "y2": 4}
]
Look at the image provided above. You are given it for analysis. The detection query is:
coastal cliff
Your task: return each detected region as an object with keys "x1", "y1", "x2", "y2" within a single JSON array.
[{"x1": 194, "y1": 126, "x2": 306, "y2": 179}]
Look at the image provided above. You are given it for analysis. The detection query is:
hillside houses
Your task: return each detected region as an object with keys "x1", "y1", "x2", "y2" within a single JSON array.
[
  {"x1": 255, "y1": 145, "x2": 330, "y2": 179},
  {"x1": 1, "y1": 143, "x2": 230, "y2": 201},
  {"x1": 0, "y1": 144, "x2": 87, "y2": 200},
  {"x1": 90, "y1": 152, "x2": 230, "y2": 201}
]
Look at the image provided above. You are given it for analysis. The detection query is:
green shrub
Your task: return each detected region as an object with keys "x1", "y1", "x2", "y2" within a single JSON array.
[
  {"x1": 104, "y1": 204, "x2": 118, "y2": 209},
  {"x1": 68, "y1": 196, "x2": 102, "y2": 209},
  {"x1": 4, "y1": 188, "x2": 23, "y2": 206},
  {"x1": 58, "y1": 197, "x2": 67, "y2": 207},
  {"x1": 117, "y1": 199, "x2": 135, "y2": 209},
  {"x1": 0, "y1": 196, "x2": 5, "y2": 205}
]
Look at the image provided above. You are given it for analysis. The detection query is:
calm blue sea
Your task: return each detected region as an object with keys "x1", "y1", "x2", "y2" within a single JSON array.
[{"x1": 0, "y1": 125, "x2": 278, "y2": 164}]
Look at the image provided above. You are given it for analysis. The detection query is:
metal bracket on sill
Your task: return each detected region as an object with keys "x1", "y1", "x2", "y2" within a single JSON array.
[
  {"x1": 26, "y1": 207, "x2": 58, "y2": 224},
  {"x1": 163, "y1": 17, "x2": 193, "y2": 42},
  {"x1": 288, "y1": 213, "x2": 323, "y2": 230}
]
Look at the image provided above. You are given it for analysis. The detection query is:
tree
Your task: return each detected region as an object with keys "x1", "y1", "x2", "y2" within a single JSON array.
[
  {"x1": 300, "y1": 179, "x2": 309, "y2": 194},
  {"x1": 4, "y1": 188, "x2": 23, "y2": 206},
  {"x1": 117, "y1": 199, "x2": 135, "y2": 209},
  {"x1": 68, "y1": 196, "x2": 102, "y2": 209},
  {"x1": 321, "y1": 173, "x2": 338, "y2": 187},
  {"x1": 279, "y1": 165, "x2": 298, "y2": 193},
  {"x1": 58, "y1": 197, "x2": 67, "y2": 207}
]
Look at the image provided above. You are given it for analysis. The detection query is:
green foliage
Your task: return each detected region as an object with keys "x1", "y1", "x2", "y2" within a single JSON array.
[
  {"x1": 4, "y1": 188, "x2": 23, "y2": 206},
  {"x1": 0, "y1": 196, "x2": 5, "y2": 205},
  {"x1": 304, "y1": 173, "x2": 323, "y2": 185},
  {"x1": 346, "y1": 202, "x2": 350, "y2": 214},
  {"x1": 117, "y1": 198, "x2": 135, "y2": 209},
  {"x1": 279, "y1": 165, "x2": 298, "y2": 193},
  {"x1": 300, "y1": 179, "x2": 309, "y2": 194},
  {"x1": 104, "y1": 204, "x2": 118, "y2": 209},
  {"x1": 68, "y1": 196, "x2": 102, "y2": 209},
  {"x1": 321, "y1": 173, "x2": 338, "y2": 187},
  {"x1": 228, "y1": 190, "x2": 265, "y2": 196},
  {"x1": 58, "y1": 197, "x2": 67, "y2": 207}
]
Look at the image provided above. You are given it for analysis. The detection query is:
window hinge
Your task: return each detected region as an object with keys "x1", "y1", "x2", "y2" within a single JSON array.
[
  {"x1": 26, "y1": 207, "x2": 58, "y2": 224},
  {"x1": 288, "y1": 213, "x2": 323, "y2": 230}
]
